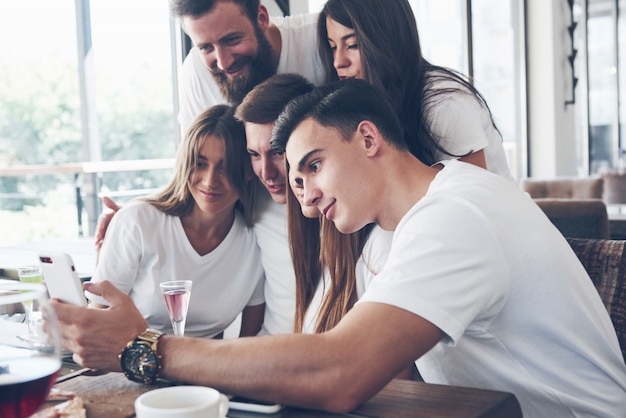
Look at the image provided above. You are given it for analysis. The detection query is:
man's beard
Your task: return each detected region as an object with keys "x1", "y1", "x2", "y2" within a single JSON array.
[{"x1": 210, "y1": 26, "x2": 277, "y2": 104}]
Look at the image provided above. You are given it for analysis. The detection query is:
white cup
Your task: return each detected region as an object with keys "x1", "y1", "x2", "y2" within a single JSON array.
[{"x1": 135, "y1": 386, "x2": 229, "y2": 418}]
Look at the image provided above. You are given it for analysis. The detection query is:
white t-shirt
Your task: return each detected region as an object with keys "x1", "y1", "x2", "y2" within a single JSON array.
[
  {"x1": 88, "y1": 202, "x2": 265, "y2": 339},
  {"x1": 178, "y1": 12, "x2": 325, "y2": 132},
  {"x1": 427, "y1": 75, "x2": 514, "y2": 182},
  {"x1": 302, "y1": 225, "x2": 393, "y2": 334},
  {"x1": 358, "y1": 160, "x2": 626, "y2": 417},
  {"x1": 253, "y1": 188, "x2": 295, "y2": 335}
]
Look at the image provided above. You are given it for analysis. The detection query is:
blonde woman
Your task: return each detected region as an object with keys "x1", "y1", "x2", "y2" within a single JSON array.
[{"x1": 88, "y1": 105, "x2": 265, "y2": 338}]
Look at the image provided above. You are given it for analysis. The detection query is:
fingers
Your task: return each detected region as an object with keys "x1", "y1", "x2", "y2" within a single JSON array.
[
  {"x1": 51, "y1": 298, "x2": 83, "y2": 326},
  {"x1": 72, "y1": 345, "x2": 122, "y2": 371},
  {"x1": 83, "y1": 281, "x2": 122, "y2": 306},
  {"x1": 52, "y1": 282, "x2": 144, "y2": 372},
  {"x1": 83, "y1": 280, "x2": 148, "y2": 336},
  {"x1": 102, "y1": 196, "x2": 120, "y2": 212}
]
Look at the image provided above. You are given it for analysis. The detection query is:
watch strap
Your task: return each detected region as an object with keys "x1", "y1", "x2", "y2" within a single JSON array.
[{"x1": 120, "y1": 328, "x2": 164, "y2": 384}]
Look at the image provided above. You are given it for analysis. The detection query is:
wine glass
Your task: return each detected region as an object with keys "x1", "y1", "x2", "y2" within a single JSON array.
[
  {"x1": 16, "y1": 265, "x2": 44, "y2": 343},
  {"x1": 159, "y1": 280, "x2": 192, "y2": 336},
  {"x1": 0, "y1": 282, "x2": 62, "y2": 418}
]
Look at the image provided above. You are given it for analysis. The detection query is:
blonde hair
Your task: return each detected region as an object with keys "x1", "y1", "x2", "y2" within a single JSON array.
[{"x1": 143, "y1": 104, "x2": 257, "y2": 225}]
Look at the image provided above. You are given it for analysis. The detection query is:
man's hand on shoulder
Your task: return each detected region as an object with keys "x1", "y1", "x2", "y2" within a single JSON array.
[{"x1": 95, "y1": 196, "x2": 120, "y2": 252}]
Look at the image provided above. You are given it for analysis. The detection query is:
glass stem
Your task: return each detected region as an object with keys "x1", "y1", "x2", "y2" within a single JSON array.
[{"x1": 171, "y1": 320, "x2": 186, "y2": 337}]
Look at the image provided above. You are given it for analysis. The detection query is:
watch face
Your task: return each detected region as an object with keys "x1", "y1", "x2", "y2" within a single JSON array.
[{"x1": 121, "y1": 341, "x2": 159, "y2": 384}]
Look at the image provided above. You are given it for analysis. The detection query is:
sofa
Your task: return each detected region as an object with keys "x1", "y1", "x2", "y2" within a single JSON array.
[{"x1": 522, "y1": 177, "x2": 609, "y2": 239}]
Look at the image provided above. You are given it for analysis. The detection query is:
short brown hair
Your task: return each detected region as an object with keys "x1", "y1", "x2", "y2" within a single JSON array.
[
  {"x1": 235, "y1": 73, "x2": 314, "y2": 125},
  {"x1": 169, "y1": 0, "x2": 260, "y2": 23}
]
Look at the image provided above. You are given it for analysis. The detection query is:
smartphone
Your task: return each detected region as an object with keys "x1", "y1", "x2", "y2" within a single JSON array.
[
  {"x1": 39, "y1": 252, "x2": 87, "y2": 306},
  {"x1": 228, "y1": 396, "x2": 283, "y2": 414}
]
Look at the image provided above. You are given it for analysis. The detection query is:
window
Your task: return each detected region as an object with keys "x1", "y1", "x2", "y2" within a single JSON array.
[
  {"x1": 585, "y1": 0, "x2": 624, "y2": 173},
  {"x1": 0, "y1": 0, "x2": 526, "y2": 245},
  {"x1": 0, "y1": 1, "x2": 176, "y2": 245},
  {"x1": 412, "y1": 0, "x2": 526, "y2": 180}
]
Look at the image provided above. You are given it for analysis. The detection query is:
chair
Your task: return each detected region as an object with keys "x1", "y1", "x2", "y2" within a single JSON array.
[
  {"x1": 602, "y1": 170, "x2": 626, "y2": 206},
  {"x1": 534, "y1": 198, "x2": 610, "y2": 239},
  {"x1": 522, "y1": 177, "x2": 604, "y2": 199},
  {"x1": 566, "y1": 237, "x2": 626, "y2": 362}
]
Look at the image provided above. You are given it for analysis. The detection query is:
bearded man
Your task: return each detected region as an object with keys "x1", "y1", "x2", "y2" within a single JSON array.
[{"x1": 172, "y1": 0, "x2": 324, "y2": 131}]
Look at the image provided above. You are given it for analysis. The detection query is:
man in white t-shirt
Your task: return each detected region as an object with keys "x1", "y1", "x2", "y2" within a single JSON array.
[
  {"x1": 172, "y1": 0, "x2": 324, "y2": 132},
  {"x1": 234, "y1": 73, "x2": 316, "y2": 335},
  {"x1": 56, "y1": 79, "x2": 626, "y2": 416}
]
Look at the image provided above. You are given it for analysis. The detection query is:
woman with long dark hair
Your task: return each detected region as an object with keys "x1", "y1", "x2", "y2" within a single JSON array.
[{"x1": 291, "y1": 0, "x2": 513, "y2": 338}]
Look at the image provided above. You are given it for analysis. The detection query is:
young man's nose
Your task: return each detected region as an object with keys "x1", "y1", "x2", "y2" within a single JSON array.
[{"x1": 261, "y1": 158, "x2": 278, "y2": 180}]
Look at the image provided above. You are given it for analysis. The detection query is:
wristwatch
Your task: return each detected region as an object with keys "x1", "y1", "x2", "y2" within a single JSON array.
[{"x1": 119, "y1": 328, "x2": 164, "y2": 384}]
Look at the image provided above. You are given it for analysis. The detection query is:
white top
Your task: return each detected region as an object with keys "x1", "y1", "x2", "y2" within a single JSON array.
[
  {"x1": 427, "y1": 75, "x2": 514, "y2": 182},
  {"x1": 358, "y1": 160, "x2": 626, "y2": 417},
  {"x1": 302, "y1": 225, "x2": 393, "y2": 334},
  {"x1": 177, "y1": 12, "x2": 325, "y2": 132},
  {"x1": 88, "y1": 202, "x2": 265, "y2": 339},
  {"x1": 252, "y1": 188, "x2": 295, "y2": 335}
]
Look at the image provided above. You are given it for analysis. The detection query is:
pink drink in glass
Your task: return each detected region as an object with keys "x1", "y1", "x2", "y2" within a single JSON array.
[
  {"x1": 163, "y1": 289, "x2": 190, "y2": 323},
  {"x1": 160, "y1": 280, "x2": 192, "y2": 336}
]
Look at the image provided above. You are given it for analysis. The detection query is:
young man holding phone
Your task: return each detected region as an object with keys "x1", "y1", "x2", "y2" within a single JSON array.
[{"x1": 54, "y1": 79, "x2": 626, "y2": 417}]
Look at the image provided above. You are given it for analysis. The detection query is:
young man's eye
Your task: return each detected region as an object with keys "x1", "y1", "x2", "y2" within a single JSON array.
[{"x1": 310, "y1": 161, "x2": 321, "y2": 172}]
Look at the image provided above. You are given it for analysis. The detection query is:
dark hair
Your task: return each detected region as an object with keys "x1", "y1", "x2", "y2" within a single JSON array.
[
  {"x1": 145, "y1": 104, "x2": 257, "y2": 226},
  {"x1": 235, "y1": 73, "x2": 315, "y2": 125},
  {"x1": 317, "y1": 0, "x2": 500, "y2": 165},
  {"x1": 285, "y1": 188, "x2": 321, "y2": 332},
  {"x1": 271, "y1": 79, "x2": 406, "y2": 152},
  {"x1": 273, "y1": 79, "x2": 402, "y2": 334},
  {"x1": 169, "y1": 0, "x2": 260, "y2": 22}
]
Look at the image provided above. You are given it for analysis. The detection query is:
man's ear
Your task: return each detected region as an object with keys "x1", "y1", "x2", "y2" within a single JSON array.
[
  {"x1": 257, "y1": 4, "x2": 270, "y2": 31},
  {"x1": 357, "y1": 120, "x2": 382, "y2": 156}
]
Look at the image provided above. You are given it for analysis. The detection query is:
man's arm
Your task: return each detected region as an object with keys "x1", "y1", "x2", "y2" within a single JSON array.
[
  {"x1": 53, "y1": 281, "x2": 442, "y2": 413},
  {"x1": 54, "y1": 282, "x2": 442, "y2": 411},
  {"x1": 157, "y1": 303, "x2": 442, "y2": 412}
]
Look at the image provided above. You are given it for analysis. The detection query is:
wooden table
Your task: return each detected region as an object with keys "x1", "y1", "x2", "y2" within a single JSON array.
[{"x1": 43, "y1": 370, "x2": 522, "y2": 418}]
